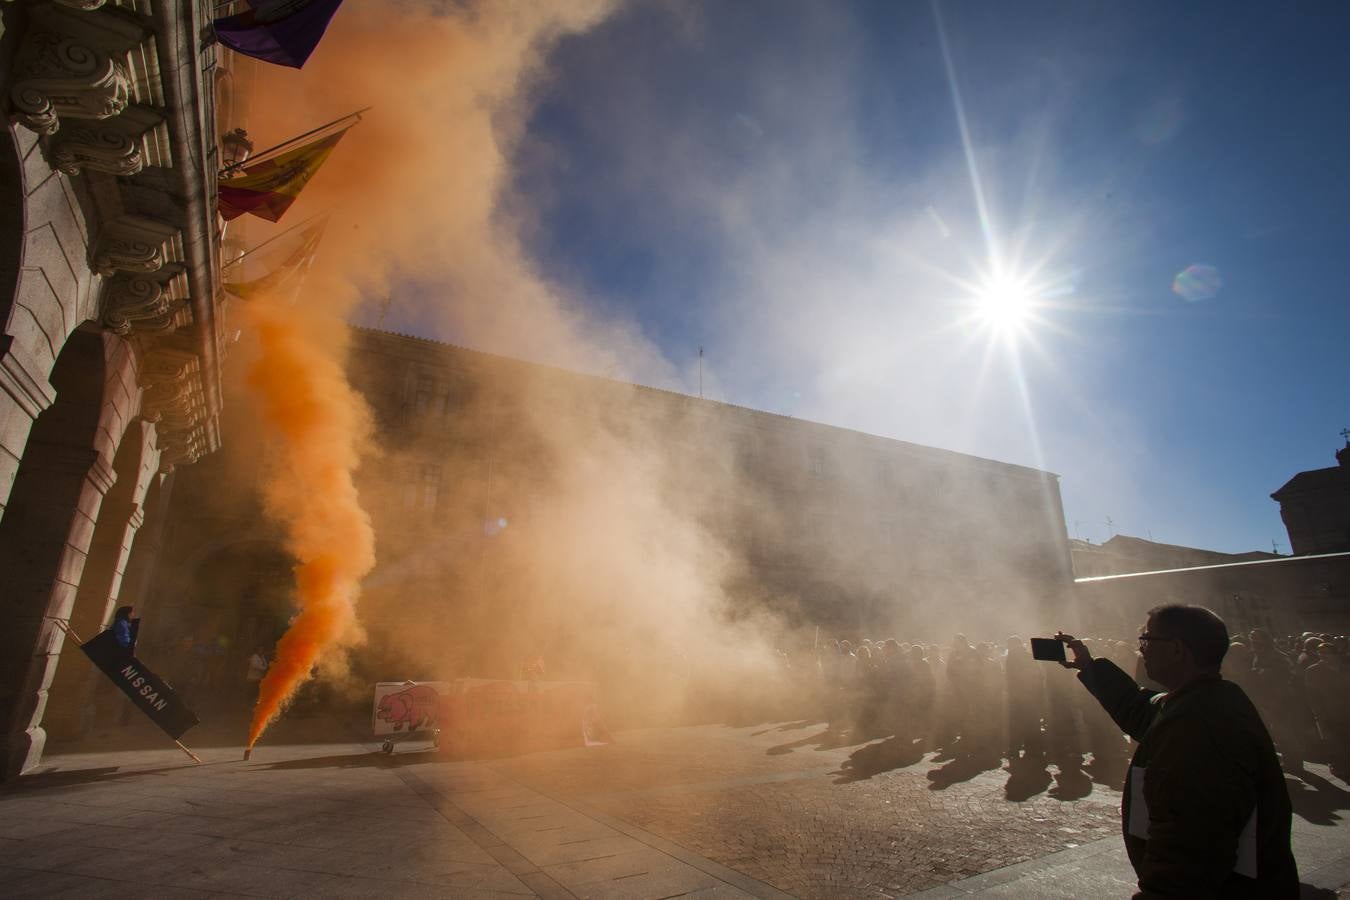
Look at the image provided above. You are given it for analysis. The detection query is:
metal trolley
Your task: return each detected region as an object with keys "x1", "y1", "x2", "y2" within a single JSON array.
[{"x1": 371, "y1": 681, "x2": 445, "y2": 754}]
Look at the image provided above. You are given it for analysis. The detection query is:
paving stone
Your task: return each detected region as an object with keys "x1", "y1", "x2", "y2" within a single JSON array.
[{"x1": 4, "y1": 722, "x2": 1346, "y2": 900}]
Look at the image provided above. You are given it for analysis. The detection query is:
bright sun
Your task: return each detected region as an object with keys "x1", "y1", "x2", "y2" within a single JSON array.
[{"x1": 974, "y1": 273, "x2": 1033, "y2": 332}]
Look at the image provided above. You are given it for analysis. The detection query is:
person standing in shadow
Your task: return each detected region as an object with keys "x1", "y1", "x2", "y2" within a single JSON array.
[{"x1": 1057, "y1": 606, "x2": 1298, "y2": 899}]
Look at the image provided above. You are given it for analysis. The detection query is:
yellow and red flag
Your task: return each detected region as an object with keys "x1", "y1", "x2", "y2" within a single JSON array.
[
  {"x1": 218, "y1": 127, "x2": 348, "y2": 222},
  {"x1": 224, "y1": 218, "x2": 327, "y2": 301}
]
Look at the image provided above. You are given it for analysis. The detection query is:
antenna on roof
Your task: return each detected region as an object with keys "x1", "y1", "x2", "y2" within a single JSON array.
[
  {"x1": 1105, "y1": 515, "x2": 1115, "y2": 538},
  {"x1": 699, "y1": 346, "x2": 704, "y2": 399},
  {"x1": 376, "y1": 295, "x2": 392, "y2": 328}
]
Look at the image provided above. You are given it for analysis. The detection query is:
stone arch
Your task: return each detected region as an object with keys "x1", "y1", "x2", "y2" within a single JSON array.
[
  {"x1": 0, "y1": 327, "x2": 137, "y2": 776},
  {"x1": 0, "y1": 125, "x2": 25, "y2": 332},
  {"x1": 146, "y1": 538, "x2": 295, "y2": 702},
  {"x1": 0, "y1": 121, "x2": 102, "y2": 522}
]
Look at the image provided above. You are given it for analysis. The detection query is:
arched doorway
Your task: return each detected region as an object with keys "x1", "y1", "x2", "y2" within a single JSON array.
[{"x1": 147, "y1": 540, "x2": 295, "y2": 711}]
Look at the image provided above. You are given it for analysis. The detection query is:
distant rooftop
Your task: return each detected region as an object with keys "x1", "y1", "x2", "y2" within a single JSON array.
[{"x1": 350, "y1": 325, "x2": 1061, "y2": 481}]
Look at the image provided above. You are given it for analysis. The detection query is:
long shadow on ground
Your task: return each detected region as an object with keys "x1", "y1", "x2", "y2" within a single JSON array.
[
  {"x1": 766, "y1": 726, "x2": 866, "y2": 756},
  {"x1": 1004, "y1": 756, "x2": 1054, "y2": 801},
  {"x1": 1285, "y1": 769, "x2": 1350, "y2": 826},
  {"x1": 2, "y1": 763, "x2": 204, "y2": 793},
  {"x1": 833, "y1": 735, "x2": 928, "y2": 783},
  {"x1": 251, "y1": 749, "x2": 437, "y2": 771},
  {"x1": 927, "y1": 751, "x2": 1005, "y2": 790}
]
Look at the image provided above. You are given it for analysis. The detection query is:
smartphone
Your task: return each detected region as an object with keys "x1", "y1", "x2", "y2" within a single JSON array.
[{"x1": 1029, "y1": 638, "x2": 1066, "y2": 662}]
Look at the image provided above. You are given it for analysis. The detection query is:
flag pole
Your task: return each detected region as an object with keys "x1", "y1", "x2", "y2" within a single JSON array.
[
  {"x1": 51, "y1": 619, "x2": 203, "y2": 766},
  {"x1": 220, "y1": 107, "x2": 372, "y2": 177},
  {"x1": 221, "y1": 211, "x2": 328, "y2": 272}
]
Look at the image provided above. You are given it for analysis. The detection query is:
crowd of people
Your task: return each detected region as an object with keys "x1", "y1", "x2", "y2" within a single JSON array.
[{"x1": 777, "y1": 626, "x2": 1348, "y2": 779}]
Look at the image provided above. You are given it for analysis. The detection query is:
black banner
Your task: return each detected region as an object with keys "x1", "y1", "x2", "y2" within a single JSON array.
[{"x1": 80, "y1": 630, "x2": 199, "y2": 740}]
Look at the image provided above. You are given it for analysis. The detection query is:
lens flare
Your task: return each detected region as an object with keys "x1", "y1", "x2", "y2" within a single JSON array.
[
  {"x1": 1172, "y1": 264, "x2": 1222, "y2": 302},
  {"x1": 974, "y1": 273, "x2": 1034, "y2": 333}
]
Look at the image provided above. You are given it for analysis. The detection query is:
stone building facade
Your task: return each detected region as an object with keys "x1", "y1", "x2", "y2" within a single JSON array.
[
  {"x1": 1074, "y1": 551, "x2": 1350, "y2": 639},
  {"x1": 0, "y1": 1, "x2": 239, "y2": 776},
  {"x1": 1069, "y1": 534, "x2": 1277, "y2": 579},
  {"x1": 147, "y1": 327, "x2": 1078, "y2": 689},
  {"x1": 1272, "y1": 439, "x2": 1350, "y2": 555}
]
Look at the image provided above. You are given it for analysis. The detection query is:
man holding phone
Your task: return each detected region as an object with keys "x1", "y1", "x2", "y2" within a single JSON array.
[{"x1": 1054, "y1": 605, "x2": 1297, "y2": 899}]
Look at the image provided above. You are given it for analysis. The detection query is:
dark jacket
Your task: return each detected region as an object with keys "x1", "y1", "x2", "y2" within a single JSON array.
[{"x1": 1079, "y1": 658, "x2": 1298, "y2": 899}]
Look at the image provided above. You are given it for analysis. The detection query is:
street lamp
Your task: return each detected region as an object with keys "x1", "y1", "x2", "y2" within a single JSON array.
[{"x1": 220, "y1": 128, "x2": 254, "y2": 175}]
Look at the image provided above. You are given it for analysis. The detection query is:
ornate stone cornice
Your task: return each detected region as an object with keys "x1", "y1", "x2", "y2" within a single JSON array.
[
  {"x1": 138, "y1": 346, "x2": 210, "y2": 468},
  {"x1": 48, "y1": 104, "x2": 168, "y2": 175},
  {"x1": 6, "y1": 0, "x2": 224, "y2": 470},
  {"x1": 10, "y1": 29, "x2": 129, "y2": 134},
  {"x1": 91, "y1": 214, "x2": 183, "y2": 277},
  {"x1": 101, "y1": 269, "x2": 187, "y2": 335}
]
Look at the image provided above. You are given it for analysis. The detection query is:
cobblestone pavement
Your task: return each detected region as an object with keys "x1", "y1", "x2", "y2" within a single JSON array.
[
  {"x1": 1, "y1": 718, "x2": 1347, "y2": 898},
  {"x1": 493, "y1": 723, "x2": 1124, "y2": 898}
]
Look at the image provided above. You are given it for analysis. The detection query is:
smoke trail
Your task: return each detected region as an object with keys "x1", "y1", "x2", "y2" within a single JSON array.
[{"x1": 240, "y1": 299, "x2": 375, "y2": 750}]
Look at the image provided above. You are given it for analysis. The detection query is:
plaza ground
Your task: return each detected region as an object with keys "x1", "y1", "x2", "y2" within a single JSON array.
[{"x1": 1, "y1": 715, "x2": 1348, "y2": 899}]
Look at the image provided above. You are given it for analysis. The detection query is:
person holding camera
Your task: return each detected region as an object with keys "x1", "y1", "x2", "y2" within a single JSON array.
[{"x1": 1056, "y1": 605, "x2": 1297, "y2": 899}]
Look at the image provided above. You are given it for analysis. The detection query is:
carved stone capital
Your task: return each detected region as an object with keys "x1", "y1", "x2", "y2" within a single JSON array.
[
  {"x1": 10, "y1": 31, "x2": 130, "y2": 135},
  {"x1": 138, "y1": 346, "x2": 200, "y2": 388},
  {"x1": 101, "y1": 273, "x2": 185, "y2": 335},
  {"x1": 91, "y1": 215, "x2": 183, "y2": 277},
  {"x1": 46, "y1": 102, "x2": 168, "y2": 175},
  {"x1": 50, "y1": 119, "x2": 140, "y2": 174},
  {"x1": 138, "y1": 347, "x2": 209, "y2": 467}
]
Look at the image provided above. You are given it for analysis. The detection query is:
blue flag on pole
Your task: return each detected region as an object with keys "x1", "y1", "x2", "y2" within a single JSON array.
[{"x1": 214, "y1": 0, "x2": 345, "y2": 69}]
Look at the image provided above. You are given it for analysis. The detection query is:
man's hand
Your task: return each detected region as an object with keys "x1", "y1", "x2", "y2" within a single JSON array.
[{"x1": 1055, "y1": 631, "x2": 1092, "y2": 671}]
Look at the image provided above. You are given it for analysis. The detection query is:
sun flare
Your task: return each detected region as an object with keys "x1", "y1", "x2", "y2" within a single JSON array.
[{"x1": 974, "y1": 274, "x2": 1033, "y2": 332}]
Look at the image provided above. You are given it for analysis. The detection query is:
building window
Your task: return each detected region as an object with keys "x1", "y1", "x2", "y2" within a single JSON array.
[
  {"x1": 414, "y1": 376, "x2": 437, "y2": 416},
  {"x1": 421, "y1": 464, "x2": 441, "y2": 512},
  {"x1": 808, "y1": 445, "x2": 829, "y2": 478},
  {"x1": 402, "y1": 463, "x2": 442, "y2": 513}
]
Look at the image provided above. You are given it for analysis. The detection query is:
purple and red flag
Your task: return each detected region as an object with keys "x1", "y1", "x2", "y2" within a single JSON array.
[{"x1": 214, "y1": 0, "x2": 345, "y2": 69}]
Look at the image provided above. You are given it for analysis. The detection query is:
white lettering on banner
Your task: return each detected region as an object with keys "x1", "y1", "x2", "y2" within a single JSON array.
[
  {"x1": 120, "y1": 664, "x2": 136, "y2": 677},
  {"x1": 132, "y1": 676, "x2": 145, "y2": 689},
  {"x1": 154, "y1": 699, "x2": 167, "y2": 711}
]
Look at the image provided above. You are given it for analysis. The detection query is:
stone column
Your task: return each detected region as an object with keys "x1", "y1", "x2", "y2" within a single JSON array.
[
  {"x1": 0, "y1": 442, "x2": 114, "y2": 776},
  {"x1": 44, "y1": 419, "x2": 159, "y2": 740}
]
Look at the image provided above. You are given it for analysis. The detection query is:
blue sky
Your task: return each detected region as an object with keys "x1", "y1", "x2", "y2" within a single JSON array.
[{"x1": 386, "y1": 1, "x2": 1350, "y2": 554}]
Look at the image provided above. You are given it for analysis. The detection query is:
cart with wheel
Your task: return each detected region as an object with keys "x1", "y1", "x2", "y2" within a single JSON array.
[{"x1": 372, "y1": 681, "x2": 447, "y2": 754}]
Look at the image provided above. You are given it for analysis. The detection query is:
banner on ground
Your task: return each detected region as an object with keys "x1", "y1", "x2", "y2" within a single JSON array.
[{"x1": 80, "y1": 630, "x2": 199, "y2": 741}]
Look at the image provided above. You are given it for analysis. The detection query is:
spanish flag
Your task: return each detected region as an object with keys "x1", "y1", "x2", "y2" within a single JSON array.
[
  {"x1": 218, "y1": 127, "x2": 348, "y2": 222},
  {"x1": 224, "y1": 218, "x2": 327, "y2": 301}
]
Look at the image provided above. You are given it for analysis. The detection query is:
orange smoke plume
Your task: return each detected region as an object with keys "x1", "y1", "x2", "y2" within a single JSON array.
[
  {"x1": 240, "y1": 299, "x2": 375, "y2": 750},
  {"x1": 233, "y1": 0, "x2": 622, "y2": 747}
]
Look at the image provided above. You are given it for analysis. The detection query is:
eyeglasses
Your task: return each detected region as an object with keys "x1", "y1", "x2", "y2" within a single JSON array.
[{"x1": 1138, "y1": 633, "x2": 1179, "y2": 649}]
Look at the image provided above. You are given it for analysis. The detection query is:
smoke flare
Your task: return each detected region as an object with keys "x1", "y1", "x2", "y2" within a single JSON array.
[{"x1": 241, "y1": 299, "x2": 375, "y2": 750}]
